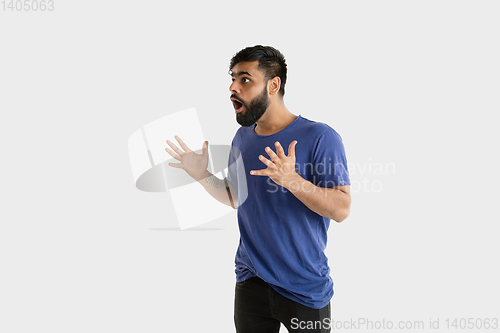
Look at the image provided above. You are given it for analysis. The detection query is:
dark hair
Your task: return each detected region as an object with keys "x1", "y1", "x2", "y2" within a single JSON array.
[{"x1": 229, "y1": 45, "x2": 287, "y2": 97}]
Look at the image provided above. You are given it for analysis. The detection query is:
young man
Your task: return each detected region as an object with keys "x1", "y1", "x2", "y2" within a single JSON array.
[{"x1": 165, "y1": 45, "x2": 351, "y2": 333}]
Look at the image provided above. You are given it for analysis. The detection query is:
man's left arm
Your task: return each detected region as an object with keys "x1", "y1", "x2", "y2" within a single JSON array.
[
  {"x1": 250, "y1": 140, "x2": 351, "y2": 223},
  {"x1": 286, "y1": 178, "x2": 351, "y2": 222}
]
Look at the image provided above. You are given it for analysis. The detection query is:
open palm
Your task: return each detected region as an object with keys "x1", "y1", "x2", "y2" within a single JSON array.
[{"x1": 165, "y1": 135, "x2": 209, "y2": 181}]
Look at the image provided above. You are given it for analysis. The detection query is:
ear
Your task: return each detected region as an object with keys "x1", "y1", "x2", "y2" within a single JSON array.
[{"x1": 268, "y1": 76, "x2": 281, "y2": 96}]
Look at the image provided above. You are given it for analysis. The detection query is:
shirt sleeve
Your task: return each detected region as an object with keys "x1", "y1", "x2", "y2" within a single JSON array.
[{"x1": 311, "y1": 127, "x2": 351, "y2": 188}]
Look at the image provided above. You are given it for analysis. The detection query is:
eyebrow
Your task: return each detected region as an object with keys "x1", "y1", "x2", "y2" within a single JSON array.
[{"x1": 229, "y1": 71, "x2": 253, "y2": 78}]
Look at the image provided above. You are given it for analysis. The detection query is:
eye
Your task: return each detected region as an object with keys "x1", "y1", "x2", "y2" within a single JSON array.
[{"x1": 242, "y1": 78, "x2": 250, "y2": 83}]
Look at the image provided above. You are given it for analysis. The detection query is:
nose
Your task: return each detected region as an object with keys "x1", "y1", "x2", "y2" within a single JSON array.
[{"x1": 229, "y1": 80, "x2": 239, "y2": 94}]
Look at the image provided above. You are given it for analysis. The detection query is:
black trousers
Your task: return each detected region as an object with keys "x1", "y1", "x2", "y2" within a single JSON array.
[{"x1": 234, "y1": 276, "x2": 331, "y2": 333}]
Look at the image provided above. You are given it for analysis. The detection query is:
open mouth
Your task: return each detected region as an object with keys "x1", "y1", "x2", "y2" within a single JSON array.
[{"x1": 231, "y1": 98, "x2": 244, "y2": 113}]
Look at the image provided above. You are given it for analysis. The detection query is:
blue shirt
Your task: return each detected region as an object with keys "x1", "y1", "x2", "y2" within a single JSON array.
[{"x1": 226, "y1": 115, "x2": 350, "y2": 309}]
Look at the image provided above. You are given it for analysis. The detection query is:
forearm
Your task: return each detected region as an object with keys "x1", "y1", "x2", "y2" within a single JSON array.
[
  {"x1": 197, "y1": 170, "x2": 237, "y2": 209},
  {"x1": 284, "y1": 175, "x2": 350, "y2": 222}
]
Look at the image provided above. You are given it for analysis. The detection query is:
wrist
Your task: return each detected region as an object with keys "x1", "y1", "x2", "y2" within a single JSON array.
[
  {"x1": 283, "y1": 172, "x2": 304, "y2": 192},
  {"x1": 196, "y1": 169, "x2": 211, "y2": 183}
]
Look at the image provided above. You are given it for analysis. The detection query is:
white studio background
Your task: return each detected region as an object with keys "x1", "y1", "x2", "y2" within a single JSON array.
[{"x1": 1, "y1": 1, "x2": 499, "y2": 332}]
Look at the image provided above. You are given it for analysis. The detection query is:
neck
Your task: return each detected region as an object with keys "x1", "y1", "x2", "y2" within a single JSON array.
[{"x1": 254, "y1": 99, "x2": 298, "y2": 135}]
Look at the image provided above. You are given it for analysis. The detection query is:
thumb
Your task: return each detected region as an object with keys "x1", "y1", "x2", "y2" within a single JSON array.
[
  {"x1": 202, "y1": 141, "x2": 209, "y2": 156},
  {"x1": 288, "y1": 140, "x2": 297, "y2": 157}
]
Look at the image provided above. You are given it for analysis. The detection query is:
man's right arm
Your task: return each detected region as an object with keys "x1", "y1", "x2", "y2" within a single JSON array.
[
  {"x1": 165, "y1": 136, "x2": 238, "y2": 209},
  {"x1": 196, "y1": 169, "x2": 238, "y2": 209}
]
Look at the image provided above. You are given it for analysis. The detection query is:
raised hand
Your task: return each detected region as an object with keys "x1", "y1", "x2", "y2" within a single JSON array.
[
  {"x1": 165, "y1": 136, "x2": 209, "y2": 181},
  {"x1": 250, "y1": 140, "x2": 299, "y2": 188}
]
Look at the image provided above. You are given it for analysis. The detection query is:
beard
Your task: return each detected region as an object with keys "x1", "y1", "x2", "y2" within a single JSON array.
[{"x1": 234, "y1": 86, "x2": 270, "y2": 127}]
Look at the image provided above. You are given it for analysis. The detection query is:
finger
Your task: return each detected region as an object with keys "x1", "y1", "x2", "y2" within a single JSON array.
[
  {"x1": 166, "y1": 140, "x2": 184, "y2": 155},
  {"x1": 265, "y1": 146, "x2": 280, "y2": 164},
  {"x1": 275, "y1": 141, "x2": 286, "y2": 159},
  {"x1": 259, "y1": 154, "x2": 276, "y2": 168},
  {"x1": 288, "y1": 140, "x2": 298, "y2": 158},
  {"x1": 175, "y1": 135, "x2": 192, "y2": 153},
  {"x1": 165, "y1": 147, "x2": 181, "y2": 161},
  {"x1": 250, "y1": 169, "x2": 269, "y2": 176},
  {"x1": 168, "y1": 162, "x2": 183, "y2": 168}
]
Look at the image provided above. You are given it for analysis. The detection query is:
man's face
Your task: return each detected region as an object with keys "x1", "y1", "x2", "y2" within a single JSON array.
[{"x1": 229, "y1": 61, "x2": 270, "y2": 127}]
